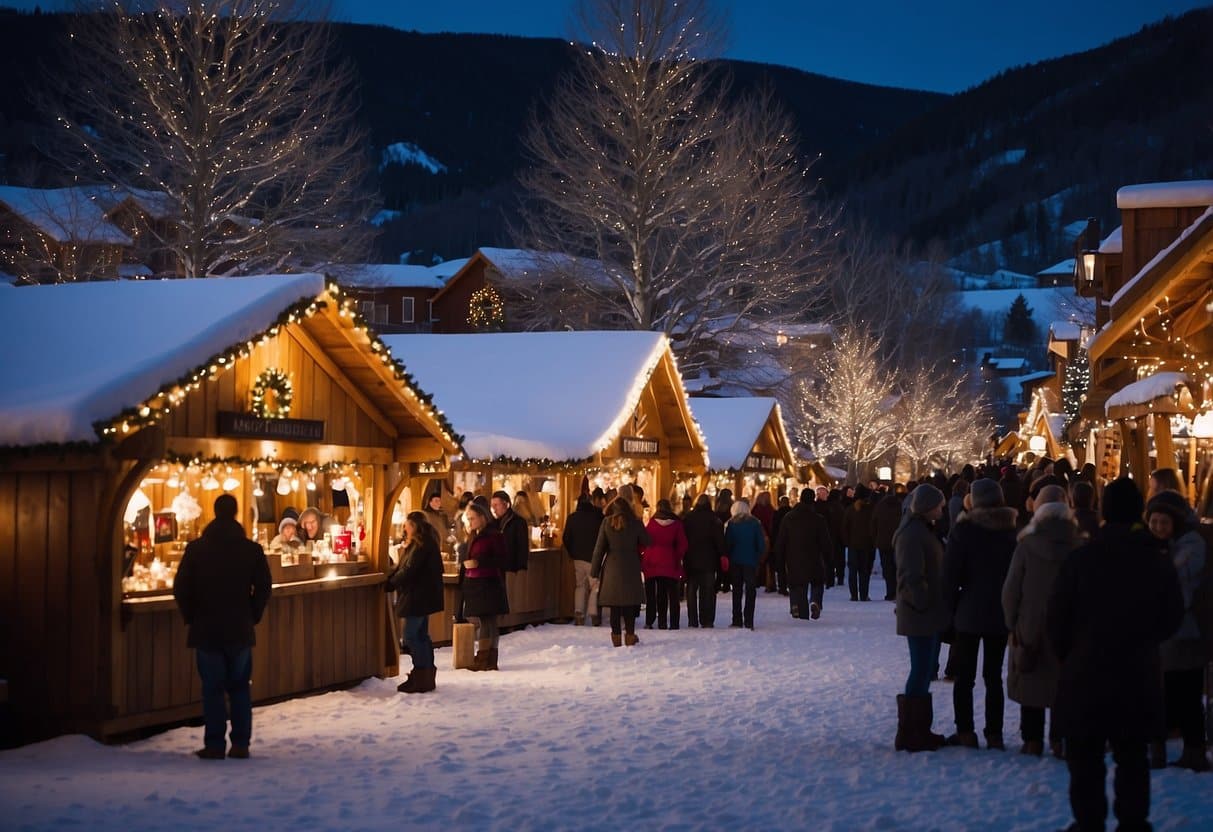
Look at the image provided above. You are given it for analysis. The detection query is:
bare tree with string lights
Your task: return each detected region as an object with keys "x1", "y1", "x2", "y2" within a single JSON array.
[
  {"x1": 513, "y1": 0, "x2": 832, "y2": 381},
  {"x1": 49, "y1": 0, "x2": 376, "y2": 277}
]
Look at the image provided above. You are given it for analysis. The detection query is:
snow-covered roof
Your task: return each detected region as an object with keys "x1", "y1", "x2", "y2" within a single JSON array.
[
  {"x1": 84, "y1": 185, "x2": 176, "y2": 221},
  {"x1": 0, "y1": 274, "x2": 325, "y2": 446},
  {"x1": 0, "y1": 186, "x2": 132, "y2": 245},
  {"x1": 1037, "y1": 258, "x2": 1075, "y2": 277},
  {"x1": 1105, "y1": 371, "x2": 1190, "y2": 414},
  {"x1": 689, "y1": 397, "x2": 789, "y2": 472},
  {"x1": 1117, "y1": 181, "x2": 1213, "y2": 210},
  {"x1": 1049, "y1": 320, "x2": 1082, "y2": 341},
  {"x1": 986, "y1": 356, "x2": 1026, "y2": 371},
  {"x1": 381, "y1": 331, "x2": 695, "y2": 463},
  {"x1": 331, "y1": 263, "x2": 452, "y2": 290},
  {"x1": 1099, "y1": 226, "x2": 1123, "y2": 254},
  {"x1": 998, "y1": 371, "x2": 1054, "y2": 393},
  {"x1": 117, "y1": 264, "x2": 153, "y2": 278},
  {"x1": 478, "y1": 247, "x2": 621, "y2": 290},
  {"x1": 1109, "y1": 206, "x2": 1213, "y2": 308}
]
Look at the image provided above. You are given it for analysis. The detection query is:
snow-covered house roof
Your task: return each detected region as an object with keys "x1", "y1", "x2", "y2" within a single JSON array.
[
  {"x1": 688, "y1": 397, "x2": 793, "y2": 473},
  {"x1": 1037, "y1": 258, "x2": 1075, "y2": 277},
  {"x1": 1117, "y1": 181, "x2": 1213, "y2": 210},
  {"x1": 381, "y1": 331, "x2": 706, "y2": 465},
  {"x1": 84, "y1": 186, "x2": 176, "y2": 221},
  {"x1": 1105, "y1": 371, "x2": 1194, "y2": 419},
  {"x1": 0, "y1": 275, "x2": 325, "y2": 446},
  {"x1": 0, "y1": 186, "x2": 132, "y2": 245},
  {"x1": 477, "y1": 247, "x2": 621, "y2": 290},
  {"x1": 1048, "y1": 321, "x2": 1082, "y2": 342},
  {"x1": 331, "y1": 263, "x2": 453, "y2": 290}
]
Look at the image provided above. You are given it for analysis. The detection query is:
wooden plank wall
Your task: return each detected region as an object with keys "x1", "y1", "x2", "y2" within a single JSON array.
[
  {"x1": 118, "y1": 583, "x2": 384, "y2": 722},
  {"x1": 0, "y1": 467, "x2": 108, "y2": 740},
  {"x1": 162, "y1": 329, "x2": 391, "y2": 450}
]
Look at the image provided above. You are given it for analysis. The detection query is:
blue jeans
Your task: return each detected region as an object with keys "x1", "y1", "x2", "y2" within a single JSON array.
[
  {"x1": 404, "y1": 615, "x2": 435, "y2": 670},
  {"x1": 905, "y1": 634, "x2": 939, "y2": 697},
  {"x1": 196, "y1": 646, "x2": 253, "y2": 751}
]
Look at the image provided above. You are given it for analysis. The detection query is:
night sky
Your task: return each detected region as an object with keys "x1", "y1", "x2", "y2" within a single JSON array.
[{"x1": 11, "y1": 1, "x2": 1210, "y2": 92}]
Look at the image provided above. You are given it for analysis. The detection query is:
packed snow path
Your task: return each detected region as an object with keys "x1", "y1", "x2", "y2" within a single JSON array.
[{"x1": 3, "y1": 579, "x2": 1211, "y2": 831}]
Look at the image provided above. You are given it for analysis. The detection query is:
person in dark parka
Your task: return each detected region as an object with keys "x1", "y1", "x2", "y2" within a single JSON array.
[
  {"x1": 491, "y1": 490, "x2": 530, "y2": 573},
  {"x1": 1047, "y1": 478, "x2": 1184, "y2": 832},
  {"x1": 682, "y1": 494, "x2": 726, "y2": 627},
  {"x1": 563, "y1": 495, "x2": 605, "y2": 626},
  {"x1": 942, "y1": 477, "x2": 1018, "y2": 749},
  {"x1": 773, "y1": 497, "x2": 833, "y2": 620},
  {"x1": 174, "y1": 494, "x2": 272, "y2": 760},
  {"x1": 873, "y1": 487, "x2": 904, "y2": 601},
  {"x1": 770, "y1": 494, "x2": 793, "y2": 595},
  {"x1": 842, "y1": 485, "x2": 878, "y2": 601},
  {"x1": 387, "y1": 511, "x2": 445, "y2": 693}
]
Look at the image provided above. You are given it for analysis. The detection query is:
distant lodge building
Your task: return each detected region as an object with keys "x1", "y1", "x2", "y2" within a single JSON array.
[{"x1": 1049, "y1": 180, "x2": 1213, "y2": 505}]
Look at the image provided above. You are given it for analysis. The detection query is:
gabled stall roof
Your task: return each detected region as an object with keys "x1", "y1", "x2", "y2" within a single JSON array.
[
  {"x1": 381, "y1": 331, "x2": 706, "y2": 465},
  {"x1": 690, "y1": 397, "x2": 794, "y2": 474},
  {"x1": 0, "y1": 276, "x2": 460, "y2": 451},
  {"x1": 1105, "y1": 371, "x2": 1195, "y2": 420}
]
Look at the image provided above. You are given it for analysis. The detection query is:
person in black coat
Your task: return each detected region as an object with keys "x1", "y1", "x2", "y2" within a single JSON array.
[
  {"x1": 683, "y1": 494, "x2": 727, "y2": 626},
  {"x1": 873, "y1": 487, "x2": 904, "y2": 601},
  {"x1": 491, "y1": 490, "x2": 530, "y2": 573},
  {"x1": 563, "y1": 495, "x2": 605, "y2": 626},
  {"x1": 1047, "y1": 478, "x2": 1184, "y2": 832},
  {"x1": 842, "y1": 485, "x2": 878, "y2": 601},
  {"x1": 387, "y1": 511, "x2": 445, "y2": 694},
  {"x1": 173, "y1": 494, "x2": 272, "y2": 760},
  {"x1": 942, "y1": 478, "x2": 1018, "y2": 749},
  {"x1": 773, "y1": 499, "x2": 833, "y2": 620},
  {"x1": 770, "y1": 495, "x2": 793, "y2": 595}
]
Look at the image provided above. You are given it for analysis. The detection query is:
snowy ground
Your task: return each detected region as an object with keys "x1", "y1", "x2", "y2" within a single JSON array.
[{"x1": 3, "y1": 577, "x2": 1212, "y2": 831}]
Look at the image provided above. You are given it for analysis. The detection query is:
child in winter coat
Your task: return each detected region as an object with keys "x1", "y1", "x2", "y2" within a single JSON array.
[{"x1": 643, "y1": 499, "x2": 688, "y2": 629}]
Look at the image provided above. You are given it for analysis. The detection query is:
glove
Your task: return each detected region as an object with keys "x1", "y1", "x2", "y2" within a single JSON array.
[{"x1": 720, "y1": 556, "x2": 730, "y2": 572}]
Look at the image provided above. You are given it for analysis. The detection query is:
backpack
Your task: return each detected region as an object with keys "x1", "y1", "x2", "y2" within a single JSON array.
[{"x1": 1190, "y1": 524, "x2": 1213, "y2": 661}]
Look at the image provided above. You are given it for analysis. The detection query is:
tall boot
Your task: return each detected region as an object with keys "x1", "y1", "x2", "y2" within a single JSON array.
[
  {"x1": 895, "y1": 695, "x2": 909, "y2": 751},
  {"x1": 469, "y1": 640, "x2": 492, "y2": 671},
  {"x1": 481, "y1": 648, "x2": 499, "y2": 671},
  {"x1": 405, "y1": 667, "x2": 436, "y2": 694}
]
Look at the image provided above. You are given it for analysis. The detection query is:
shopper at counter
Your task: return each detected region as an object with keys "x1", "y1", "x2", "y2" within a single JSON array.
[
  {"x1": 462, "y1": 501, "x2": 510, "y2": 671},
  {"x1": 492, "y1": 490, "x2": 530, "y2": 573},
  {"x1": 173, "y1": 494, "x2": 272, "y2": 760},
  {"x1": 269, "y1": 515, "x2": 303, "y2": 551},
  {"x1": 563, "y1": 495, "x2": 605, "y2": 626},
  {"x1": 297, "y1": 506, "x2": 329, "y2": 543},
  {"x1": 387, "y1": 511, "x2": 444, "y2": 694}
]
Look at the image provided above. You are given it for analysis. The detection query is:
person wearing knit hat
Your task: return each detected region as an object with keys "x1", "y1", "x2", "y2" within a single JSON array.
[
  {"x1": 1049, "y1": 476, "x2": 1184, "y2": 830},
  {"x1": 942, "y1": 476, "x2": 1018, "y2": 750},
  {"x1": 892, "y1": 482, "x2": 948, "y2": 752},
  {"x1": 843, "y1": 484, "x2": 878, "y2": 601},
  {"x1": 269, "y1": 515, "x2": 301, "y2": 552},
  {"x1": 1144, "y1": 488, "x2": 1210, "y2": 772}
]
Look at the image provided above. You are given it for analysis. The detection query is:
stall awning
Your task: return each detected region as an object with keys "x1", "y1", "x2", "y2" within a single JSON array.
[
  {"x1": 1105, "y1": 371, "x2": 1197, "y2": 420},
  {"x1": 689, "y1": 396, "x2": 795, "y2": 475}
]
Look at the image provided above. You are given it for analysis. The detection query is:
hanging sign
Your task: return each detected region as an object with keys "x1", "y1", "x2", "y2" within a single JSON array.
[
  {"x1": 620, "y1": 436, "x2": 660, "y2": 457},
  {"x1": 744, "y1": 453, "x2": 784, "y2": 472},
  {"x1": 218, "y1": 411, "x2": 325, "y2": 442}
]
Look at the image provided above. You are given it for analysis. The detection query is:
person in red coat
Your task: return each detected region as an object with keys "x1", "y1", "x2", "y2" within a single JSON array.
[
  {"x1": 752, "y1": 491, "x2": 776, "y2": 592},
  {"x1": 643, "y1": 499, "x2": 689, "y2": 629}
]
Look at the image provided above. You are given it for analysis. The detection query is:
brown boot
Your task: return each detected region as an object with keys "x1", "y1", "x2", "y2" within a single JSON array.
[
  {"x1": 900, "y1": 695, "x2": 941, "y2": 752},
  {"x1": 468, "y1": 640, "x2": 492, "y2": 671},
  {"x1": 946, "y1": 731, "x2": 980, "y2": 748},
  {"x1": 611, "y1": 632, "x2": 622, "y2": 647},
  {"x1": 574, "y1": 612, "x2": 586, "y2": 626},
  {"x1": 404, "y1": 667, "x2": 436, "y2": 694},
  {"x1": 624, "y1": 632, "x2": 639, "y2": 646}
]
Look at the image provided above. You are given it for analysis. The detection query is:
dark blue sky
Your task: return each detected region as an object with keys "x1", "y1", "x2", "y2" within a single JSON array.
[{"x1": 11, "y1": 1, "x2": 1209, "y2": 92}]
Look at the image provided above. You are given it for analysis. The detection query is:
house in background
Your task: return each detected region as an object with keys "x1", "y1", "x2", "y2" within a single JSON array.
[
  {"x1": 333, "y1": 260, "x2": 466, "y2": 333},
  {"x1": 0, "y1": 185, "x2": 131, "y2": 283}
]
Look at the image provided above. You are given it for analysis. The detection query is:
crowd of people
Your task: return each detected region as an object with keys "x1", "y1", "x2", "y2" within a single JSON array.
[
  {"x1": 174, "y1": 458, "x2": 1210, "y2": 832},
  {"x1": 889, "y1": 460, "x2": 1211, "y2": 832}
]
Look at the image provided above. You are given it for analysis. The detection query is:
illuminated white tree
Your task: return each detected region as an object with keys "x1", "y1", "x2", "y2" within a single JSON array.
[
  {"x1": 514, "y1": 0, "x2": 831, "y2": 378},
  {"x1": 792, "y1": 327, "x2": 899, "y2": 481},
  {"x1": 52, "y1": 0, "x2": 374, "y2": 277},
  {"x1": 896, "y1": 363, "x2": 992, "y2": 478}
]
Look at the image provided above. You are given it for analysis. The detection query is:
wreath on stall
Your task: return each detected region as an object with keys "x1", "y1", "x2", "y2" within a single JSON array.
[
  {"x1": 250, "y1": 368, "x2": 293, "y2": 418},
  {"x1": 468, "y1": 284, "x2": 505, "y2": 331}
]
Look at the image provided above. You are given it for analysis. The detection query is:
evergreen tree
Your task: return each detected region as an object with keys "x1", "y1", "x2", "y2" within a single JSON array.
[
  {"x1": 1062, "y1": 347, "x2": 1090, "y2": 422},
  {"x1": 1004, "y1": 294, "x2": 1037, "y2": 348}
]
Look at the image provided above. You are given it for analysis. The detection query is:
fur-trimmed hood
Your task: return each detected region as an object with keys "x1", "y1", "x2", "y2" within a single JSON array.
[
  {"x1": 957, "y1": 505, "x2": 1018, "y2": 532},
  {"x1": 1018, "y1": 501, "x2": 1078, "y2": 542}
]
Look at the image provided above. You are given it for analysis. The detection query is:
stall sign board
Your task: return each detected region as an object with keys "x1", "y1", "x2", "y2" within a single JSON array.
[
  {"x1": 744, "y1": 453, "x2": 784, "y2": 472},
  {"x1": 620, "y1": 436, "x2": 660, "y2": 457},
  {"x1": 218, "y1": 411, "x2": 325, "y2": 442}
]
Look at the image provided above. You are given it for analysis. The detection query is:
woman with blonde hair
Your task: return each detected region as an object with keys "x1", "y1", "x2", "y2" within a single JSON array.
[
  {"x1": 460, "y1": 501, "x2": 509, "y2": 670},
  {"x1": 591, "y1": 497, "x2": 650, "y2": 646},
  {"x1": 725, "y1": 499, "x2": 766, "y2": 629}
]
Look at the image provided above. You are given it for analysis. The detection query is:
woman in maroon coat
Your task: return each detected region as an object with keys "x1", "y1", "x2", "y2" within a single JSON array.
[
  {"x1": 752, "y1": 491, "x2": 776, "y2": 591},
  {"x1": 460, "y1": 501, "x2": 509, "y2": 671},
  {"x1": 643, "y1": 499, "x2": 689, "y2": 629}
]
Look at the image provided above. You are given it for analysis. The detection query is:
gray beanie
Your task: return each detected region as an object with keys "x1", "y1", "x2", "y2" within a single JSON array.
[
  {"x1": 909, "y1": 483, "x2": 945, "y2": 514},
  {"x1": 970, "y1": 478, "x2": 1004, "y2": 509}
]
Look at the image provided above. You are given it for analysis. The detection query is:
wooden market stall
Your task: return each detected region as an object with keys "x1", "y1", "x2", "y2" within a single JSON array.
[
  {"x1": 687, "y1": 397, "x2": 797, "y2": 503},
  {"x1": 0, "y1": 275, "x2": 461, "y2": 742},
  {"x1": 380, "y1": 331, "x2": 708, "y2": 640},
  {"x1": 1080, "y1": 180, "x2": 1213, "y2": 500}
]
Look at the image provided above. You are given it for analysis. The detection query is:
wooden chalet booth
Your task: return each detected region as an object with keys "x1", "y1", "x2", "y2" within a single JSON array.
[
  {"x1": 0, "y1": 275, "x2": 460, "y2": 742},
  {"x1": 1081, "y1": 180, "x2": 1213, "y2": 501},
  {"x1": 688, "y1": 397, "x2": 797, "y2": 502},
  {"x1": 380, "y1": 331, "x2": 708, "y2": 640}
]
